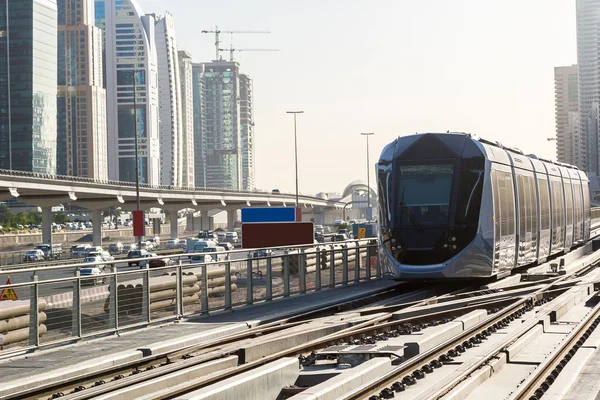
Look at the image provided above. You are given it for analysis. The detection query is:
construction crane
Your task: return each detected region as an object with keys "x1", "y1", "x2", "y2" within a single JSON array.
[
  {"x1": 217, "y1": 47, "x2": 279, "y2": 62},
  {"x1": 201, "y1": 26, "x2": 270, "y2": 61}
]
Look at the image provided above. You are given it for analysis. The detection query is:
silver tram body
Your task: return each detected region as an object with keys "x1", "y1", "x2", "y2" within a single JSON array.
[{"x1": 377, "y1": 133, "x2": 591, "y2": 280}]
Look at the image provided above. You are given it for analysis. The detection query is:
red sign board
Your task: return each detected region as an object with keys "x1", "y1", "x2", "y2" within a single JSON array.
[
  {"x1": 242, "y1": 222, "x2": 314, "y2": 249},
  {"x1": 132, "y1": 210, "x2": 145, "y2": 237}
]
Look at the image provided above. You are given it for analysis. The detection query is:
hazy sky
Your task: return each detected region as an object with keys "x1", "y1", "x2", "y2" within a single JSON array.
[{"x1": 137, "y1": 0, "x2": 577, "y2": 195}]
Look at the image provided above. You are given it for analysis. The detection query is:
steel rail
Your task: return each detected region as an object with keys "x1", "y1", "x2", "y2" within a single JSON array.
[{"x1": 340, "y1": 255, "x2": 600, "y2": 399}]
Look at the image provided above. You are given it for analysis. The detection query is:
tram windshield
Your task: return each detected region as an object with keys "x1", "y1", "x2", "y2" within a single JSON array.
[{"x1": 396, "y1": 164, "x2": 454, "y2": 226}]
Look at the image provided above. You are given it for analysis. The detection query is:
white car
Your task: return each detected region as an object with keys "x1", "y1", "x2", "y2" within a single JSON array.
[
  {"x1": 221, "y1": 242, "x2": 234, "y2": 251},
  {"x1": 80, "y1": 256, "x2": 108, "y2": 285},
  {"x1": 166, "y1": 239, "x2": 181, "y2": 249},
  {"x1": 138, "y1": 253, "x2": 158, "y2": 268}
]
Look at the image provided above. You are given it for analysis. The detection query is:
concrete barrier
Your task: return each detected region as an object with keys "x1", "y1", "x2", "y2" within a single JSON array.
[{"x1": 0, "y1": 299, "x2": 47, "y2": 345}]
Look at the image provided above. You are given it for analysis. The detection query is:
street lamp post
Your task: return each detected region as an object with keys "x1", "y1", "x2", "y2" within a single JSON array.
[
  {"x1": 133, "y1": 70, "x2": 142, "y2": 248},
  {"x1": 361, "y1": 132, "x2": 374, "y2": 221},
  {"x1": 286, "y1": 111, "x2": 303, "y2": 208}
]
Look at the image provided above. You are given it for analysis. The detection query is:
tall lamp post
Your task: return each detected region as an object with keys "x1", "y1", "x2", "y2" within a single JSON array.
[
  {"x1": 286, "y1": 111, "x2": 303, "y2": 207},
  {"x1": 361, "y1": 132, "x2": 374, "y2": 221},
  {"x1": 133, "y1": 70, "x2": 142, "y2": 249}
]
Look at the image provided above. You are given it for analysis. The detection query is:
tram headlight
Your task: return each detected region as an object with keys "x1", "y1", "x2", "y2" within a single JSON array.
[
  {"x1": 450, "y1": 236, "x2": 456, "y2": 242},
  {"x1": 451, "y1": 245, "x2": 457, "y2": 250}
]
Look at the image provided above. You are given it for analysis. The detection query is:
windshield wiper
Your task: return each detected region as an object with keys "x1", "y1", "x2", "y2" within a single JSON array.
[{"x1": 399, "y1": 201, "x2": 425, "y2": 232}]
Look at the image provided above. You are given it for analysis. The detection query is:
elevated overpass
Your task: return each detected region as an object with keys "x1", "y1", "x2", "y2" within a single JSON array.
[{"x1": 0, "y1": 168, "x2": 347, "y2": 245}]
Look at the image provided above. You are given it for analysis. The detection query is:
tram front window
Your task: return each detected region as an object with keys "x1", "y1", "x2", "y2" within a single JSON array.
[{"x1": 396, "y1": 164, "x2": 454, "y2": 227}]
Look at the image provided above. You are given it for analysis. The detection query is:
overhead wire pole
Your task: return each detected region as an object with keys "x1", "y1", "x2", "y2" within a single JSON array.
[
  {"x1": 286, "y1": 111, "x2": 303, "y2": 208},
  {"x1": 361, "y1": 133, "x2": 374, "y2": 221}
]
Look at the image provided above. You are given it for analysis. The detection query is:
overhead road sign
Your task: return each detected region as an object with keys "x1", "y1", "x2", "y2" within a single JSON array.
[
  {"x1": 241, "y1": 207, "x2": 301, "y2": 223},
  {"x1": 242, "y1": 222, "x2": 314, "y2": 249}
]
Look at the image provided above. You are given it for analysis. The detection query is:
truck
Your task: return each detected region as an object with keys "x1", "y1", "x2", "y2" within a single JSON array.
[{"x1": 35, "y1": 243, "x2": 63, "y2": 260}]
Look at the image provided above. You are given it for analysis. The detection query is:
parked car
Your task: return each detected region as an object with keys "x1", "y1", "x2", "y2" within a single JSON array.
[
  {"x1": 23, "y1": 249, "x2": 45, "y2": 262},
  {"x1": 127, "y1": 249, "x2": 148, "y2": 267},
  {"x1": 148, "y1": 257, "x2": 175, "y2": 268},
  {"x1": 253, "y1": 249, "x2": 273, "y2": 258},
  {"x1": 108, "y1": 242, "x2": 124, "y2": 254}
]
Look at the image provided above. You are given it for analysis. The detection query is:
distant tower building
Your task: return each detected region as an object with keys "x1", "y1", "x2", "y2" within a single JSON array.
[
  {"x1": 0, "y1": 0, "x2": 57, "y2": 174},
  {"x1": 554, "y1": 65, "x2": 579, "y2": 166},
  {"x1": 155, "y1": 12, "x2": 182, "y2": 186},
  {"x1": 192, "y1": 61, "x2": 242, "y2": 190},
  {"x1": 192, "y1": 63, "x2": 206, "y2": 188},
  {"x1": 239, "y1": 74, "x2": 255, "y2": 191},
  {"x1": 57, "y1": 0, "x2": 108, "y2": 179},
  {"x1": 577, "y1": 0, "x2": 600, "y2": 175},
  {"x1": 105, "y1": 0, "x2": 160, "y2": 184},
  {"x1": 178, "y1": 50, "x2": 195, "y2": 187},
  {"x1": 94, "y1": 0, "x2": 107, "y2": 89}
]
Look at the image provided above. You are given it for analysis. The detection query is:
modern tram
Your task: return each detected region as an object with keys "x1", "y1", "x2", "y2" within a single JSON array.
[{"x1": 377, "y1": 132, "x2": 591, "y2": 279}]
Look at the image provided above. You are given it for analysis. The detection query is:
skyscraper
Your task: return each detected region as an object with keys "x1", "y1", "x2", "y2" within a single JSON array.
[
  {"x1": 178, "y1": 50, "x2": 194, "y2": 188},
  {"x1": 192, "y1": 61, "x2": 242, "y2": 190},
  {"x1": 577, "y1": 0, "x2": 600, "y2": 176},
  {"x1": 57, "y1": 0, "x2": 108, "y2": 179},
  {"x1": 105, "y1": 0, "x2": 160, "y2": 185},
  {"x1": 192, "y1": 63, "x2": 206, "y2": 188},
  {"x1": 0, "y1": 0, "x2": 57, "y2": 174},
  {"x1": 554, "y1": 65, "x2": 579, "y2": 166},
  {"x1": 239, "y1": 74, "x2": 255, "y2": 190},
  {"x1": 154, "y1": 12, "x2": 182, "y2": 187}
]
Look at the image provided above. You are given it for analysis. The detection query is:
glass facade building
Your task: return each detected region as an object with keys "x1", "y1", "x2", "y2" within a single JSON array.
[
  {"x1": 0, "y1": 0, "x2": 57, "y2": 174},
  {"x1": 192, "y1": 61, "x2": 242, "y2": 191},
  {"x1": 105, "y1": 0, "x2": 160, "y2": 185},
  {"x1": 192, "y1": 63, "x2": 206, "y2": 188},
  {"x1": 57, "y1": 0, "x2": 108, "y2": 179}
]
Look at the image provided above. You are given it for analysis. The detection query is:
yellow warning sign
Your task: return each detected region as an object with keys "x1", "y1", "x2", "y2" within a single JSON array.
[
  {"x1": 358, "y1": 228, "x2": 366, "y2": 239},
  {"x1": 0, "y1": 277, "x2": 18, "y2": 300}
]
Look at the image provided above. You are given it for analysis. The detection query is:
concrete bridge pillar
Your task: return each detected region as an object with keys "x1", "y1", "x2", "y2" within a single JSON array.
[
  {"x1": 91, "y1": 209, "x2": 103, "y2": 246},
  {"x1": 170, "y1": 212, "x2": 179, "y2": 239},
  {"x1": 41, "y1": 207, "x2": 52, "y2": 245},
  {"x1": 227, "y1": 209, "x2": 237, "y2": 232},
  {"x1": 200, "y1": 210, "x2": 212, "y2": 231}
]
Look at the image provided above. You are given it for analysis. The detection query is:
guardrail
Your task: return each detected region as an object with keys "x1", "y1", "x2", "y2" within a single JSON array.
[{"x1": 0, "y1": 239, "x2": 380, "y2": 353}]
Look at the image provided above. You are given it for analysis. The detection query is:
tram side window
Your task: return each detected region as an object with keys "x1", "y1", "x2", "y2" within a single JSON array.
[
  {"x1": 564, "y1": 181, "x2": 573, "y2": 226},
  {"x1": 455, "y1": 167, "x2": 484, "y2": 226},
  {"x1": 516, "y1": 174, "x2": 526, "y2": 239},
  {"x1": 498, "y1": 171, "x2": 515, "y2": 237},
  {"x1": 492, "y1": 170, "x2": 501, "y2": 244},
  {"x1": 537, "y1": 176, "x2": 550, "y2": 231},
  {"x1": 526, "y1": 175, "x2": 537, "y2": 236},
  {"x1": 377, "y1": 167, "x2": 392, "y2": 228}
]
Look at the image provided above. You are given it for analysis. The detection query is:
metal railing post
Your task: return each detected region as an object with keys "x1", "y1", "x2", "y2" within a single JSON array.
[
  {"x1": 201, "y1": 263, "x2": 209, "y2": 313},
  {"x1": 266, "y1": 256, "x2": 273, "y2": 300},
  {"x1": 246, "y1": 252, "x2": 253, "y2": 305},
  {"x1": 142, "y1": 267, "x2": 150, "y2": 323},
  {"x1": 72, "y1": 269, "x2": 82, "y2": 338},
  {"x1": 342, "y1": 244, "x2": 348, "y2": 286},
  {"x1": 299, "y1": 249, "x2": 306, "y2": 293},
  {"x1": 109, "y1": 264, "x2": 118, "y2": 330},
  {"x1": 365, "y1": 244, "x2": 372, "y2": 280},
  {"x1": 28, "y1": 274, "x2": 39, "y2": 346},
  {"x1": 376, "y1": 242, "x2": 381, "y2": 278},
  {"x1": 354, "y1": 245, "x2": 361, "y2": 283},
  {"x1": 315, "y1": 247, "x2": 321, "y2": 291},
  {"x1": 224, "y1": 260, "x2": 232, "y2": 309},
  {"x1": 176, "y1": 260, "x2": 183, "y2": 317},
  {"x1": 329, "y1": 245, "x2": 335, "y2": 288},
  {"x1": 283, "y1": 249, "x2": 290, "y2": 297}
]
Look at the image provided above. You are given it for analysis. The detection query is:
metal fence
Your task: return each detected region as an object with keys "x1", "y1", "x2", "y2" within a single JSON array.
[{"x1": 0, "y1": 239, "x2": 380, "y2": 354}]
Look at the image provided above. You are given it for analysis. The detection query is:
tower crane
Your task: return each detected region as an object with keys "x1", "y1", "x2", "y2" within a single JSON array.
[
  {"x1": 201, "y1": 26, "x2": 270, "y2": 61},
  {"x1": 217, "y1": 47, "x2": 279, "y2": 62}
]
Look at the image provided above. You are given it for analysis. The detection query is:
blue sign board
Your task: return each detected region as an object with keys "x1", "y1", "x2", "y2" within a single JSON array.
[{"x1": 241, "y1": 207, "x2": 297, "y2": 223}]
